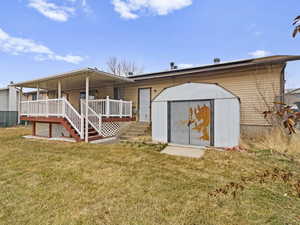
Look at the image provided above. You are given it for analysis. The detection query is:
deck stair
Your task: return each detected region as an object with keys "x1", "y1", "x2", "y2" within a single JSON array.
[
  {"x1": 61, "y1": 118, "x2": 82, "y2": 142},
  {"x1": 87, "y1": 125, "x2": 103, "y2": 142},
  {"x1": 119, "y1": 122, "x2": 150, "y2": 140}
]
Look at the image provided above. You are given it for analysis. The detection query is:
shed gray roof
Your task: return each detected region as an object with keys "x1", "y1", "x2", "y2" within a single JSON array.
[{"x1": 153, "y1": 83, "x2": 239, "y2": 102}]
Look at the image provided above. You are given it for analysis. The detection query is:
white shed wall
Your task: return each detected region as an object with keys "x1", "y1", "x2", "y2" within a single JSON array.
[
  {"x1": 8, "y1": 86, "x2": 18, "y2": 111},
  {"x1": 0, "y1": 89, "x2": 9, "y2": 111},
  {"x1": 214, "y1": 98, "x2": 240, "y2": 148},
  {"x1": 0, "y1": 87, "x2": 18, "y2": 112},
  {"x1": 152, "y1": 101, "x2": 168, "y2": 143}
]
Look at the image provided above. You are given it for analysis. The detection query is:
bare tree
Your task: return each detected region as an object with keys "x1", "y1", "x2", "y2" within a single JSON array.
[
  {"x1": 293, "y1": 16, "x2": 300, "y2": 38},
  {"x1": 106, "y1": 57, "x2": 143, "y2": 76}
]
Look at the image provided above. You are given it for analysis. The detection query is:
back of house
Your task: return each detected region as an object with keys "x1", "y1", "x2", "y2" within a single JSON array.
[{"x1": 13, "y1": 55, "x2": 300, "y2": 146}]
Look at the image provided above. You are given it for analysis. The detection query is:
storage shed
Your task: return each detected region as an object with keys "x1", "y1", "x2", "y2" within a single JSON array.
[
  {"x1": 0, "y1": 86, "x2": 19, "y2": 127},
  {"x1": 152, "y1": 83, "x2": 240, "y2": 148}
]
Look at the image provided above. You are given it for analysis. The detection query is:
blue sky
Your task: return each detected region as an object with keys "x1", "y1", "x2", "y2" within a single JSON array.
[{"x1": 0, "y1": 0, "x2": 299, "y2": 88}]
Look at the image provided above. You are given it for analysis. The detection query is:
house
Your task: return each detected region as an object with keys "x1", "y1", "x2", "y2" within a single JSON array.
[
  {"x1": 12, "y1": 55, "x2": 300, "y2": 146},
  {"x1": 285, "y1": 88, "x2": 300, "y2": 110},
  {"x1": 0, "y1": 84, "x2": 19, "y2": 127}
]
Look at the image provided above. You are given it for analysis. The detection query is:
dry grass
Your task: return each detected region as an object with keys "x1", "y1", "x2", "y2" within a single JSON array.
[
  {"x1": 241, "y1": 128, "x2": 300, "y2": 157},
  {"x1": 0, "y1": 127, "x2": 300, "y2": 225}
]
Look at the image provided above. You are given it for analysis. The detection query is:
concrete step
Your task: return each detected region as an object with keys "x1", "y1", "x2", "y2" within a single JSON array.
[
  {"x1": 125, "y1": 128, "x2": 148, "y2": 132},
  {"x1": 124, "y1": 131, "x2": 147, "y2": 136},
  {"x1": 88, "y1": 135, "x2": 103, "y2": 142},
  {"x1": 118, "y1": 122, "x2": 150, "y2": 140},
  {"x1": 119, "y1": 136, "x2": 136, "y2": 140}
]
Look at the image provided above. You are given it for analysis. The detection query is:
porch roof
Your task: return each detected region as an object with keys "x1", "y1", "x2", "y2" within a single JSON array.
[{"x1": 13, "y1": 68, "x2": 133, "y2": 91}]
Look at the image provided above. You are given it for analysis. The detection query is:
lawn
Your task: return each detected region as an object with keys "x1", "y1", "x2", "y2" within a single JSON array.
[{"x1": 0, "y1": 127, "x2": 300, "y2": 225}]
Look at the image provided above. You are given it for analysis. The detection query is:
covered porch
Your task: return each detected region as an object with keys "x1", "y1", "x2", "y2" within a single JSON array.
[{"x1": 13, "y1": 68, "x2": 135, "y2": 142}]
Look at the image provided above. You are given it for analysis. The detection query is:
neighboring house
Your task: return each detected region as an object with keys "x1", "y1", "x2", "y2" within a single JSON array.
[
  {"x1": 285, "y1": 88, "x2": 300, "y2": 110},
  {"x1": 12, "y1": 55, "x2": 300, "y2": 146},
  {"x1": 0, "y1": 85, "x2": 19, "y2": 127}
]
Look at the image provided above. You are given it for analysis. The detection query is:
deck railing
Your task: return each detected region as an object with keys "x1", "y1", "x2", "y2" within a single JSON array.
[
  {"x1": 20, "y1": 98, "x2": 84, "y2": 139},
  {"x1": 88, "y1": 96, "x2": 132, "y2": 118},
  {"x1": 20, "y1": 97, "x2": 133, "y2": 139},
  {"x1": 81, "y1": 100, "x2": 102, "y2": 135}
]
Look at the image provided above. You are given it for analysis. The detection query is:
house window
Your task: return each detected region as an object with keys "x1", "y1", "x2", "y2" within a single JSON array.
[
  {"x1": 80, "y1": 90, "x2": 97, "y2": 100},
  {"x1": 32, "y1": 93, "x2": 37, "y2": 101},
  {"x1": 114, "y1": 87, "x2": 123, "y2": 100}
]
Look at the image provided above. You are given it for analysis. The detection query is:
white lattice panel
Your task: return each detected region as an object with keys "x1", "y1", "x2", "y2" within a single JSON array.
[{"x1": 101, "y1": 122, "x2": 120, "y2": 137}]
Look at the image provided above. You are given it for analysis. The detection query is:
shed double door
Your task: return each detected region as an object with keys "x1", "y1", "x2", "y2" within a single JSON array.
[{"x1": 169, "y1": 100, "x2": 213, "y2": 146}]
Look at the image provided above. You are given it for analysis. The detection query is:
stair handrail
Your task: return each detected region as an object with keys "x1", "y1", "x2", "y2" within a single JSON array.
[
  {"x1": 81, "y1": 100, "x2": 102, "y2": 135},
  {"x1": 63, "y1": 98, "x2": 84, "y2": 139}
]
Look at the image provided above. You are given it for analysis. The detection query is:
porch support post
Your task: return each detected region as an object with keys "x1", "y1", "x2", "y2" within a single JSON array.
[
  {"x1": 119, "y1": 99, "x2": 123, "y2": 118},
  {"x1": 85, "y1": 76, "x2": 90, "y2": 143},
  {"x1": 58, "y1": 80, "x2": 62, "y2": 99},
  {"x1": 18, "y1": 87, "x2": 23, "y2": 124},
  {"x1": 106, "y1": 96, "x2": 110, "y2": 117},
  {"x1": 36, "y1": 84, "x2": 40, "y2": 100}
]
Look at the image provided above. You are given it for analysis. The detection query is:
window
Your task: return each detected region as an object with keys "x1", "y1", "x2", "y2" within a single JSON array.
[
  {"x1": 31, "y1": 93, "x2": 37, "y2": 101},
  {"x1": 114, "y1": 88, "x2": 121, "y2": 100},
  {"x1": 80, "y1": 90, "x2": 97, "y2": 100},
  {"x1": 114, "y1": 87, "x2": 124, "y2": 100}
]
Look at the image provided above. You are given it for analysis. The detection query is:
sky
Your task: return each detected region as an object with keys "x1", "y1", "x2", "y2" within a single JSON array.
[{"x1": 0, "y1": 0, "x2": 300, "y2": 88}]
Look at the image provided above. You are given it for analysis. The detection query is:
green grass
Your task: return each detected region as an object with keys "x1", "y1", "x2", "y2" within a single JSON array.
[{"x1": 0, "y1": 127, "x2": 300, "y2": 225}]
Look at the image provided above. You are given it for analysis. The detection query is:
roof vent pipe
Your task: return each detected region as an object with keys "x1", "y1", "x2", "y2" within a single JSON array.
[
  {"x1": 170, "y1": 62, "x2": 177, "y2": 70},
  {"x1": 214, "y1": 58, "x2": 221, "y2": 64}
]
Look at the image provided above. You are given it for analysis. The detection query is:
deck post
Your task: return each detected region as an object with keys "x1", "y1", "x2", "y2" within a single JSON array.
[
  {"x1": 130, "y1": 101, "x2": 133, "y2": 118},
  {"x1": 37, "y1": 85, "x2": 40, "y2": 100},
  {"x1": 58, "y1": 80, "x2": 62, "y2": 99},
  {"x1": 119, "y1": 99, "x2": 123, "y2": 118},
  {"x1": 106, "y1": 96, "x2": 110, "y2": 117},
  {"x1": 85, "y1": 76, "x2": 90, "y2": 143},
  {"x1": 18, "y1": 87, "x2": 23, "y2": 124},
  {"x1": 62, "y1": 98, "x2": 66, "y2": 117},
  {"x1": 80, "y1": 100, "x2": 84, "y2": 140},
  {"x1": 46, "y1": 99, "x2": 49, "y2": 117},
  {"x1": 36, "y1": 84, "x2": 40, "y2": 117}
]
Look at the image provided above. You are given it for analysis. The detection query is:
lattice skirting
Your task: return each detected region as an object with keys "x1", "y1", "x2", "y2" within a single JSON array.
[{"x1": 101, "y1": 122, "x2": 120, "y2": 137}]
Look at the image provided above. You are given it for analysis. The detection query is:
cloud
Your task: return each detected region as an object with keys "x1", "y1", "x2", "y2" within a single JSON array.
[
  {"x1": 28, "y1": 0, "x2": 91, "y2": 21},
  {"x1": 0, "y1": 28, "x2": 84, "y2": 64},
  {"x1": 112, "y1": 0, "x2": 193, "y2": 19},
  {"x1": 28, "y1": 0, "x2": 75, "y2": 22},
  {"x1": 248, "y1": 50, "x2": 271, "y2": 58}
]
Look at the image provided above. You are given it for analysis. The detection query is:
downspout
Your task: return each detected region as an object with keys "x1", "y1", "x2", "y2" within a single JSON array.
[{"x1": 281, "y1": 63, "x2": 287, "y2": 104}]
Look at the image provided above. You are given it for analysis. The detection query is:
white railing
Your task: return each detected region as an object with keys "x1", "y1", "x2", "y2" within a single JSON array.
[
  {"x1": 64, "y1": 99, "x2": 84, "y2": 139},
  {"x1": 20, "y1": 96, "x2": 132, "y2": 141},
  {"x1": 20, "y1": 98, "x2": 84, "y2": 139},
  {"x1": 88, "y1": 96, "x2": 132, "y2": 118},
  {"x1": 21, "y1": 99, "x2": 64, "y2": 117},
  {"x1": 81, "y1": 100, "x2": 102, "y2": 135}
]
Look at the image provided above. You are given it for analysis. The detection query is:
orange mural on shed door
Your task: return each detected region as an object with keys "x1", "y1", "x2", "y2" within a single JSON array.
[{"x1": 191, "y1": 105, "x2": 211, "y2": 141}]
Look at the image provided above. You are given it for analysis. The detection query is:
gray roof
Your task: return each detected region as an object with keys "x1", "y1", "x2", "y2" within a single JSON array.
[{"x1": 131, "y1": 55, "x2": 300, "y2": 80}]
